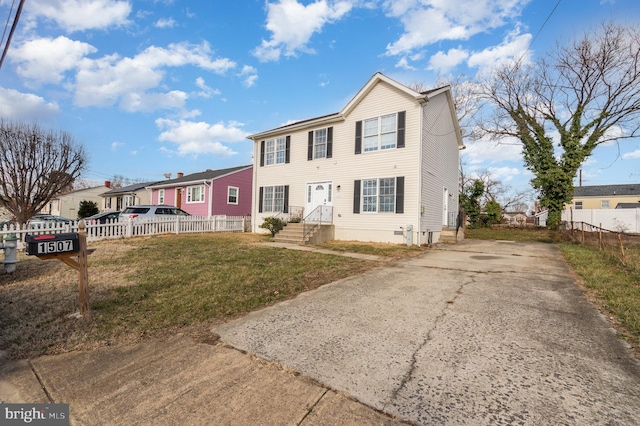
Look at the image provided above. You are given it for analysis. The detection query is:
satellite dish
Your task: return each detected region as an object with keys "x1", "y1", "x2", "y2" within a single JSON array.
[{"x1": 163, "y1": 173, "x2": 172, "y2": 179}]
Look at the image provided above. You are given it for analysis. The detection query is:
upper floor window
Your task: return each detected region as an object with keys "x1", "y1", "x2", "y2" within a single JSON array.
[
  {"x1": 574, "y1": 201, "x2": 583, "y2": 210},
  {"x1": 307, "y1": 127, "x2": 333, "y2": 160},
  {"x1": 355, "y1": 111, "x2": 405, "y2": 154},
  {"x1": 187, "y1": 185, "x2": 205, "y2": 203},
  {"x1": 158, "y1": 189, "x2": 165, "y2": 205},
  {"x1": 600, "y1": 200, "x2": 610, "y2": 209},
  {"x1": 261, "y1": 136, "x2": 290, "y2": 166},
  {"x1": 228, "y1": 186, "x2": 239, "y2": 205}
]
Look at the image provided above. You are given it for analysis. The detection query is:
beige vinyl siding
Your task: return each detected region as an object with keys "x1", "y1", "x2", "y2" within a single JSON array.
[
  {"x1": 253, "y1": 80, "x2": 423, "y2": 243},
  {"x1": 420, "y1": 92, "x2": 460, "y2": 240},
  {"x1": 566, "y1": 196, "x2": 640, "y2": 210}
]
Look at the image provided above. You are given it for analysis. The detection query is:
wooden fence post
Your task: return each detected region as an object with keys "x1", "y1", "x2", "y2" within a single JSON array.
[
  {"x1": 618, "y1": 233, "x2": 625, "y2": 264},
  {"x1": 599, "y1": 223, "x2": 603, "y2": 251},
  {"x1": 77, "y1": 220, "x2": 89, "y2": 315}
]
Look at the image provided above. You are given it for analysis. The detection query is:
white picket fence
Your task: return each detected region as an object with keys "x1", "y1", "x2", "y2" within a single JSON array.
[{"x1": 0, "y1": 215, "x2": 250, "y2": 249}]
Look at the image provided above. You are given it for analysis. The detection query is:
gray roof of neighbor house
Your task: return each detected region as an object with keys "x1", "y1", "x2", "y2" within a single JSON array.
[
  {"x1": 146, "y1": 165, "x2": 252, "y2": 189},
  {"x1": 572, "y1": 184, "x2": 640, "y2": 197},
  {"x1": 102, "y1": 181, "x2": 159, "y2": 196},
  {"x1": 616, "y1": 202, "x2": 640, "y2": 209}
]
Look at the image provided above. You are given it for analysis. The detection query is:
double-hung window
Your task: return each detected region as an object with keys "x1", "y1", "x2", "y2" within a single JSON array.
[
  {"x1": 124, "y1": 195, "x2": 134, "y2": 207},
  {"x1": 362, "y1": 178, "x2": 396, "y2": 212},
  {"x1": 364, "y1": 114, "x2": 397, "y2": 152},
  {"x1": 187, "y1": 185, "x2": 205, "y2": 203},
  {"x1": 574, "y1": 201, "x2": 583, "y2": 210},
  {"x1": 354, "y1": 177, "x2": 404, "y2": 214},
  {"x1": 158, "y1": 189, "x2": 165, "y2": 205},
  {"x1": 260, "y1": 185, "x2": 288, "y2": 212},
  {"x1": 307, "y1": 127, "x2": 333, "y2": 160},
  {"x1": 261, "y1": 136, "x2": 290, "y2": 166},
  {"x1": 601, "y1": 200, "x2": 610, "y2": 209},
  {"x1": 228, "y1": 186, "x2": 239, "y2": 205}
]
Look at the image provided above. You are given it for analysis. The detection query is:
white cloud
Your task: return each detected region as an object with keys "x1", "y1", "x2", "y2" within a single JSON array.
[
  {"x1": 111, "y1": 141, "x2": 123, "y2": 150},
  {"x1": 462, "y1": 136, "x2": 523, "y2": 164},
  {"x1": 485, "y1": 166, "x2": 522, "y2": 182},
  {"x1": 395, "y1": 57, "x2": 416, "y2": 70},
  {"x1": 26, "y1": 0, "x2": 132, "y2": 32},
  {"x1": 384, "y1": 0, "x2": 529, "y2": 56},
  {"x1": 622, "y1": 149, "x2": 640, "y2": 160},
  {"x1": 428, "y1": 47, "x2": 469, "y2": 74},
  {"x1": 74, "y1": 42, "x2": 236, "y2": 110},
  {"x1": 155, "y1": 118, "x2": 249, "y2": 156},
  {"x1": 155, "y1": 17, "x2": 177, "y2": 28},
  {"x1": 11, "y1": 36, "x2": 97, "y2": 84},
  {"x1": 0, "y1": 88, "x2": 59, "y2": 121},
  {"x1": 238, "y1": 65, "x2": 259, "y2": 88},
  {"x1": 467, "y1": 30, "x2": 531, "y2": 73},
  {"x1": 194, "y1": 77, "x2": 221, "y2": 98},
  {"x1": 253, "y1": 0, "x2": 353, "y2": 62}
]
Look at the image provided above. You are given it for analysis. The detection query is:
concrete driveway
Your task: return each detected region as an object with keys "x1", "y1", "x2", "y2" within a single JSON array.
[{"x1": 214, "y1": 240, "x2": 640, "y2": 425}]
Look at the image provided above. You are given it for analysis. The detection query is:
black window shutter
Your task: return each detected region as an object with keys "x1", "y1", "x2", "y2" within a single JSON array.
[
  {"x1": 283, "y1": 186, "x2": 289, "y2": 213},
  {"x1": 397, "y1": 111, "x2": 406, "y2": 148},
  {"x1": 308, "y1": 131, "x2": 314, "y2": 160},
  {"x1": 258, "y1": 187, "x2": 264, "y2": 213},
  {"x1": 285, "y1": 136, "x2": 291, "y2": 164},
  {"x1": 260, "y1": 141, "x2": 265, "y2": 167},
  {"x1": 355, "y1": 121, "x2": 362, "y2": 154},
  {"x1": 395, "y1": 176, "x2": 404, "y2": 214},
  {"x1": 353, "y1": 180, "x2": 361, "y2": 214},
  {"x1": 327, "y1": 127, "x2": 333, "y2": 158}
]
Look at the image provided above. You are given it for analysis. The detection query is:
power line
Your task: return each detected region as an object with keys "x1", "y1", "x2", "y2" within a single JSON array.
[
  {"x1": 0, "y1": 0, "x2": 26, "y2": 70},
  {"x1": 517, "y1": 0, "x2": 562, "y2": 64},
  {"x1": 1, "y1": 0, "x2": 17, "y2": 50}
]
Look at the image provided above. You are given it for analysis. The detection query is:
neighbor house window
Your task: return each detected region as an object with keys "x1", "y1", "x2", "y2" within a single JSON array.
[
  {"x1": 228, "y1": 186, "x2": 239, "y2": 205},
  {"x1": 187, "y1": 185, "x2": 205, "y2": 203},
  {"x1": 259, "y1": 185, "x2": 289, "y2": 213},
  {"x1": 124, "y1": 195, "x2": 134, "y2": 207},
  {"x1": 158, "y1": 189, "x2": 165, "y2": 205},
  {"x1": 105, "y1": 198, "x2": 111, "y2": 209},
  {"x1": 601, "y1": 200, "x2": 610, "y2": 209},
  {"x1": 574, "y1": 201, "x2": 583, "y2": 210}
]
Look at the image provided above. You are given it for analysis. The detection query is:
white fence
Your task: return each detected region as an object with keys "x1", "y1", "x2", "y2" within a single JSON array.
[
  {"x1": 562, "y1": 208, "x2": 640, "y2": 233},
  {"x1": 0, "y1": 215, "x2": 249, "y2": 249}
]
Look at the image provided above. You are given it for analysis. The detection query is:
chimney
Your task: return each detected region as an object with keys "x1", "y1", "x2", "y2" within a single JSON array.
[
  {"x1": 177, "y1": 172, "x2": 184, "y2": 178},
  {"x1": 105, "y1": 180, "x2": 111, "y2": 188}
]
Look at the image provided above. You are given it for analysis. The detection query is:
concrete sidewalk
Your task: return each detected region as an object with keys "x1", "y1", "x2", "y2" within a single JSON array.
[{"x1": 0, "y1": 334, "x2": 405, "y2": 425}]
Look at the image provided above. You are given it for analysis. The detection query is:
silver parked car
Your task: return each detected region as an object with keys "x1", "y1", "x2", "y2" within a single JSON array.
[{"x1": 120, "y1": 205, "x2": 190, "y2": 220}]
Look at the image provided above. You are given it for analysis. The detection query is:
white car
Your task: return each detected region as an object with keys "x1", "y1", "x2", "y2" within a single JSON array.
[{"x1": 121, "y1": 205, "x2": 190, "y2": 220}]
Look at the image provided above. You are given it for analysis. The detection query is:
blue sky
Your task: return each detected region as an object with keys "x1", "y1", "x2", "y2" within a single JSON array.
[{"x1": 0, "y1": 0, "x2": 639, "y2": 194}]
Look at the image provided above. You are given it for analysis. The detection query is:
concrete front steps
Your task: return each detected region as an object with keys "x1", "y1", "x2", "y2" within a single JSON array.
[
  {"x1": 273, "y1": 222, "x2": 334, "y2": 245},
  {"x1": 438, "y1": 227, "x2": 464, "y2": 244}
]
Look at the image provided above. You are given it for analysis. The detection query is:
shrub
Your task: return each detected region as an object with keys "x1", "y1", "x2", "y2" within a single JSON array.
[
  {"x1": 260, "y1": 216, "x2": 285, "y2": 237},
  {"x1": 78, "y1": 200, "x2": 99, "y2": 218}
]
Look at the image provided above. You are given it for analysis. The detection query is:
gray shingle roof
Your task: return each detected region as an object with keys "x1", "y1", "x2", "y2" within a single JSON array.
[
  {"x1": 102, "y1": 181, "x2": 159, "y2": 195},
  {"x1": 146, "y1": 165, "x2": 252, "y2": 188},
  {"x1": 615, "y1": 202, "x2": 640, "y2": 209},
  {"x1": 573, "y1": 184, "x2": 640, "y2": 197}
]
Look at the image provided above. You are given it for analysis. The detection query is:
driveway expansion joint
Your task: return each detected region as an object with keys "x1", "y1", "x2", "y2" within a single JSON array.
[{"x1": 27, "y1": 359, "x2": 54, "y2": 403}]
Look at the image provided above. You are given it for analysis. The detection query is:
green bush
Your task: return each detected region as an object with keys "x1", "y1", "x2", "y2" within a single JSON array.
[
  {"x1": 78, "y1": 200, "x2": 99, "y2": 218},
  {"x1": 260, "y1": 216, "x2": 285, "y2": 237}
]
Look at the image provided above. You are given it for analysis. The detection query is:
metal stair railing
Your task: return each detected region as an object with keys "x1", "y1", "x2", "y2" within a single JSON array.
[{"x1": 303, "y1": 205, "x2": 333, "y2": 240}]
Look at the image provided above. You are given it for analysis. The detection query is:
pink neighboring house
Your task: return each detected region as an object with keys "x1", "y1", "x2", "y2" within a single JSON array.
[{"x1": 146, "y1": 165, "x2": 252, "y2": 217}]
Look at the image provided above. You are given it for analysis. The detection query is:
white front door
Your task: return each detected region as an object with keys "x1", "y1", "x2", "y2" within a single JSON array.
[
  {"x1": 443, "y1": 188, "x2": 449, "y2": 226},
  {"x1": 306, "y1": 182, "x2": 332, "y2": 216}
]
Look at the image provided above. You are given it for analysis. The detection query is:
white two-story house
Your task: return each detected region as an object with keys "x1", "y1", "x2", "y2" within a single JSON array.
[{"x1": 248, "y1": 72, "x2": 464, "y2": 245}]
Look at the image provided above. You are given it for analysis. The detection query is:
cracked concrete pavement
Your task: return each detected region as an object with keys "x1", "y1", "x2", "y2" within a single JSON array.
[{"x1": 213, "y1": 239, "x2": 640, "y2": 425}]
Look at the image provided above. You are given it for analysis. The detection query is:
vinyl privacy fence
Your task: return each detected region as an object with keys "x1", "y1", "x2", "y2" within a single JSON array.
[{"x1": 0, "y1": 215, "x2": 250, "y2": 248}]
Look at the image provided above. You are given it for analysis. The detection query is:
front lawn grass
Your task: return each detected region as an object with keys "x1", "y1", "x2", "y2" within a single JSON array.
[
  {"x1": 0, "y1": 233, "x2": 377, "y2": 359},
  {"x1": 315, "y1": 240, "x2": 427, "y2": 258}
]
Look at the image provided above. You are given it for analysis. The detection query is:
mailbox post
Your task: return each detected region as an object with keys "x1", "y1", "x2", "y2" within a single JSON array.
[{"x1": 25, "y1": 220, "x2": 92, "y2": 316}]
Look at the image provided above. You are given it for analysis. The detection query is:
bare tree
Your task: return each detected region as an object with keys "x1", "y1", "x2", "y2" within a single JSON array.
[
  {"x1": 477, "y1": 22, "x2": 640, "y2": 226},
  {"x1": 0, "y1": 120, "x2": 87, "y2": 224}
]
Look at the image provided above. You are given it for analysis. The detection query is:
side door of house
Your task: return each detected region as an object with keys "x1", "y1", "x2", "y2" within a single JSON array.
[{"x1": 305, "y1": 182, "x2": 332, "y2": 216}]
